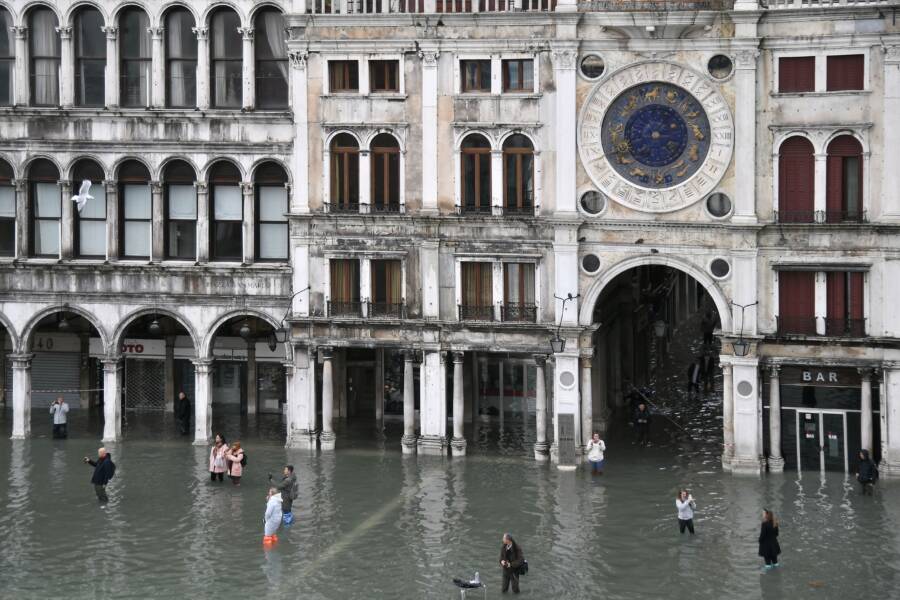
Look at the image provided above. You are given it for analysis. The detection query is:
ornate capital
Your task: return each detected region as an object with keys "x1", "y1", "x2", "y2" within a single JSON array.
[
  {"x1": 238, "y1": 27, "x2": 254, "y2": 41},
  {"x1": 580, "y1": 356, "x2": 593, "y2": 369},
  {"x1": 884, "y1": 45, "x2": 900, "y2": 63},
  {"x1": 58, "y1": 180, "x2": 71, "y2": 191},
  {"x1": 240, "y1": 182, "x2": 254, "y2": 195},
  {"x1": 12, "y1": 178, "x2": 26, "y2": 192},
  {"x1": 858, "y1": 367, "x2": 873, "y2": 382},
  {"x1": 191, "y1": 26, "x2": 208, "y2": 41},
  {"x1": 193, "y1": 181, "x2": 208, "y2": 193},
  {"x1": 533, "y1": 354, "x2": 547, "y2": 367},
  {"x1": 102, "y1": 26, "x2": 118, "y2": 40},
  {"x1": 55, "y1": 26, "x2": 72, "y2": 39},
  {"x1": 419, "y1": 51, "x2": 439, "y2": 67},
  {"x1": 734, "y1": 49, "x2": 760, "y2": 70},
  {"x1": 319, "y1": 346, "x2": 334, "y2": 360},
  {"x1": 768, "y1": 364, "x2": 780, "y2": 378},
  {"x1": 150, "y1": 180, "x2": 163, "y2": 193},
  {"x1": 721, "y1": 363, "x2": 733, "y2": 375},
  {"x1": 11, "y1": 26, "x2": 28, "y2": 40},
  {"x1": 552, "y1": 49, "x2": 577, "y2": 70},
  {"x1": 148, "y1": 26, "x2": 165, "y2": 39},
  {"x1": 451, "y1": 351, "x2": 464, "y2": 364},
  {"x1": 289, "y1": 51, "x2": 308, "y2": 70}
]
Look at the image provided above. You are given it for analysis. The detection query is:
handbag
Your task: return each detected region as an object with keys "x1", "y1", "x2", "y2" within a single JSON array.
[{"x1": 517, "y1": 560, "x2": 529, "y2": 576}]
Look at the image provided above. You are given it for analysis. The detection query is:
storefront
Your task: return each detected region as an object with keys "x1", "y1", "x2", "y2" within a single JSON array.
[{"x1": 766, "y1": 366, "x2": 880, "y2": 473}]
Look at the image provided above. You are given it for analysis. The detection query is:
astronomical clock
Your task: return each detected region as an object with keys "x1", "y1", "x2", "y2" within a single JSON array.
[{"x1": 578, "y1": 61, "x2": 735, "y2": 213}]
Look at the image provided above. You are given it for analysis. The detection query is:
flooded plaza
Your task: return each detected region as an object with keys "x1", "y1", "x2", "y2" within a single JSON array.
[{"x1": 0, "y1": 406, "x2": 898, "y2": 600}]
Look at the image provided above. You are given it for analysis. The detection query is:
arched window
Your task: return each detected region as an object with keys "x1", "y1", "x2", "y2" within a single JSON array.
[
  {"x1": 28, "y1": 159, "x2": 61, "y2": 256},
  {"x1": 254, "y1": 9, "x2": 288, "y2": 109},
  {"x1": 208, "y1": 161, "x2": 242, "y2": 260},
  {"x1": 29, "y1": 8, "x2": 60, "y2": 106},
  {"x1": 502, "y1": 134, "x2": 534, "y2": 214},
  {"x1": 163, "y1": 160, "x2": 197, "y2": 260},
  {"x1": 460, "y1": 134, "x2": 491, "y2": 213},
  {"x1": 118, "y1": 160, "x2": 151, "y2": 259},
  {"x1": 210, "y1": 8, "x2": 241, "y2": 108},
  {"x1": 71, "y1": 159, "x2": 106, "y2": 258},
  {"x1": 777, "y1": 137, "x2": 814, "y2": 223},
  {"x1": 0, "y1": 9, "x2": 14, "y2": 106},
  {"x1": 371, "y1": 133, "x2": 400, "y2": 213},
  {"x1": 254, "y1": 162, "x2": 288, "y2": 261},
  {"x1": 330, "y1": 134, "x2": 359, "y2": 212},
  {"x1": 120, "y1": 8, "x2": 151, "y2": 107},
  {"x1": 0, "y1": 159, "x2": 14, "y2": 256},
  {"x1": 165, "y1": 8, "x2": 197, "y2": 108},
  {"x1": 74, "y1": 7, "x2": 105, "y2": 106},
  {"x1": 826, "y1": 135, "x2": 863, "y2": 223}
]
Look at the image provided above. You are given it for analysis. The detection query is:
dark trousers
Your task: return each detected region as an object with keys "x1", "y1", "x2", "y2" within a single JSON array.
[
  {"x1": 178, "y1": 418, "x2": 190, "y2": 435},
  {"x1": 678, "y1": 518, "x2": 694, "y2": 534},
  {"x1": 94, "y1": 484, "x2": 108, "y2": 503},
  {"x1": 501, "y1": 569, "x2": 520, "y2": 593},
  {"x1": 763, "y1": 553, "x2": 778, "y2": 565},
  {"x1": 860, "y1": 481, "x2": 875, "y2": 495},
  {"x1": 636, "y1": 424, "x2": 650, "y2": 445},
  {"x1": 703, "y1": 332, "x2": 714, "y2": 345},
  {"x1": 52, "y1": 423, "x2": 67, "y2": 439},
  {"x1": 210, "y1": 471, "x2": 224, "y2": 482}
]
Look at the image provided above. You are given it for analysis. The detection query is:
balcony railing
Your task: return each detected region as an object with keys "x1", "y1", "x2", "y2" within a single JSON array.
[
  {"x1": 368, "y1": 301, "x2": 407, "y2": 318},
  {"x1": 459, "y1": 304, "x2": 495, "y2": 321},
  {"x1": 502, "y1": 204, "x2": 536, "y2": 217},
  {"x1": 776, "y1": 316, "x2": 867, "y2": 337},
  {"x1": 328, "y1": 300, "x2": 363, "y2": 317},
  {"x1": 774, "y1": 210, "x2": 816, "y2": 224},
  {"x1": 326, "y1": 202, "x2": 360, "y2": 214},
  {"x1": 367, "y1": 202, "x2": 402, "y2": 214},
  {"x1": 306, "y1": 0, "x2": 555, "y2": 14},
  {"x1": 501, "y1": 303, "x2": 537, "y2": 322},
  {"x1": 824, "y1": 210, "x2": 867, "y2": 224},
  {"x1": 775, "y1": 210, "x2": 868, "y2": 224},
  {"x1": 457, "y1": 204, "x2": 494, "y2": 216},
  {"x1": 763, "y1": 0, "x2": 888, "y2": 9}
]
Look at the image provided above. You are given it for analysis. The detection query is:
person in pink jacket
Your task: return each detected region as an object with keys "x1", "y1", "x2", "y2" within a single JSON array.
[
  {"x1": 225, "y1": 441, "x2": 245, "y2": 486},
  {"x1": 209, "y1": 433, "x2": 228, "y2": 482}
]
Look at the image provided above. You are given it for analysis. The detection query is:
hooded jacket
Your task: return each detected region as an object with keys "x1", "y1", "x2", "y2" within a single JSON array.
[{"x1": 264, "y1": 493, "x2": 283, "y2": 536}]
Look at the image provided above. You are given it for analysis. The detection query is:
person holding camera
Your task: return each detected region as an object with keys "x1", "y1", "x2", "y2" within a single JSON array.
[
  {"x1": 675, "y1": 489, "x2": 696, "y2": 535},
  {"x1": 586, "y1": 432, "x2": 606, "y2": 475},
  {"x1": 83, "y1": 447, "x2": 115, "y2": 504},
  {"x1": 225, "y1": 441, "x2": 244, "y2": 486},
  {"x1": 269, "y1": 465, "x2": 298, "y2": 523},
  {"x1": 49, "y1": 396, "x2": 69, "y2": 439},
  {"x1": 499, "y1": 533, "x2": 525, "y2": 594}
]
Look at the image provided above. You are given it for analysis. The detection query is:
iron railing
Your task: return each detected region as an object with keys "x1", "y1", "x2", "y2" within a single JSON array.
[
  {"x1": 368, "y1": 301, "x2": 407, "y2": 318},
  {"x1": 824, "y1": 317, "x2": 866, "y2": 337},
  {"x1": 459, "y1": 304, "x2": 495, "y2": 321},
  {"x1": 328, "y1": 300, "x2": 363, "y2": 317},
  {"x1": 367, "y1": 202, "x2": 402, "y2": 214},
  {"x1": 776, "y1": 315, "x2": 818, "y2": 336},
  {"x1": 502, "y1": 204, "x2": 535, "y2": 217},
  {"x1": 776, "y1": 316, "x2": 867, "y2": 337},
  {"x1": 457, "y1": 204, "x2": 494, "y2": 216},
  {"x1": 775, "y1": 209, "x2": 868, "y2": 224},
  {"x1": 326, "y1": 202, "x2": 360, "y2": 214},
  {"x1": 501, "y1": 303, "x2": 538, "y2": 322}
]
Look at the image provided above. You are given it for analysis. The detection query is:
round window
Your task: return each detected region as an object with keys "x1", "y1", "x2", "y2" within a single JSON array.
[
  {"x1": 708, "y1": 55, "x2": 733, "y2": 80},
  {"x1": 580, "y1": 55, "x2": 605, "y2": 79},
  {"x1": 582, "y1": 254, "x2": 601, "y2": 274},
  {"x1": 706, "y1": 193, "x2": 732, "y2": 218},
  {"x1": 559, "y1": 371, "x2": 576, "y2": 388},
  {"x1": 580, "y1": 190, "x2": 606, "y2": 215},
  {"x1": 710, "y1": 258, "x2": 730, "y2": 279},
  {"x1": 737, "y1": 380, "x2": 753, "y2": 397}
]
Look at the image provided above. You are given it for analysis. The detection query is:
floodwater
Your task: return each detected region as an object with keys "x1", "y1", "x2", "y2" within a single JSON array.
[{"x1": 1, "y1": 406, "x2": 898, "y2": 600}]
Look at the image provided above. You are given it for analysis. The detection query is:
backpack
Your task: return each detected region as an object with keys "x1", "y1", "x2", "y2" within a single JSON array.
[{"x1": 240, "y1": 452, "x2": 247, "y2": 467}]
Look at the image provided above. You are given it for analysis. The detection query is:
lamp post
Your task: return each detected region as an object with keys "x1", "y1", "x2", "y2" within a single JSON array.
[
  {"x1": 550, "y1": 293, "x2": 579, "y2": 353},
  {"x1": 730, "y1": 301, "x2": 758, "y2": 357},
  {"x1": 272, "y1": 286, "x2": 312, "y2": 344}
]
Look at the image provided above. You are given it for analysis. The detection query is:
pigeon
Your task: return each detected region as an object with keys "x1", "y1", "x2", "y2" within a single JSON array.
[{"x1": 72, "y1": 179, "x2": 93, "y2": 213}]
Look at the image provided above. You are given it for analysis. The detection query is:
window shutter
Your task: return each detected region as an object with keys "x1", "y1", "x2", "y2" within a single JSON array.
[
  {"x1": 825, "y1": 155, "x2": 843, "y2": 218},
  {"x1": 849, "y1": 272, "x2": 864, "y2": 320},
  {"x1": 825, "y1": 272, "x2": 845, "y2": 320},
  {"x1": 826, "y1": 55, "x2": 864, "y2": 91},
  {"x1": 778, "y1": 138, "x2": 814, "y2": 220},
  {"x1": 779, "y1": 271, "x2": 815, "y2": 334},
  {"x1": 779, "y1": 57, "x2": 815, "y2": 93}
]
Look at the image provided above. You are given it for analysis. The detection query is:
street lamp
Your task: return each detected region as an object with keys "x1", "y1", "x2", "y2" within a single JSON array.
[
  {"x1": 57, "y1": 315, "x2": 70, "y2": 331},
  {"x1": 238, "y1": 321, "x2": 252, "y2": 339},
  {"x1": 550, "y1": 293, "x2": 579, "y2": 354},
  {"x1": 730, "y1": 301, "x2": 759, "y2": 357},
  {"x1": 272, "y1": 286, "x2": 312, "y2": 344},
  {"x1": 148, "y1": 317, "x2": 161, "y2": 335},
  {"x1": 653, "y1": 319, "x2": 667, "y2": 338}
]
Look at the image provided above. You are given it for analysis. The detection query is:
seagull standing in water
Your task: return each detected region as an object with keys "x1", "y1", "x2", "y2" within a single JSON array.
[{"x1": 72, "y1": 179, "x2": 93, "y2": 213}]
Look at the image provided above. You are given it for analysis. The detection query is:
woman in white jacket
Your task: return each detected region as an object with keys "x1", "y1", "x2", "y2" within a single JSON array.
[
  {"x1": 263, "y1": 487, "x2": 283, "y2": 545},
  {"x1": 586, "y1": 432, "x2": 606, "y2": 475},
  {"x1": 675, "y1": 490, "x2": 696, "y2": 535}
]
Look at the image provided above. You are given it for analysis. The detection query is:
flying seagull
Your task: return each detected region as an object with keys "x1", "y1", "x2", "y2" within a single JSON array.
[{"x1": 72, "y1": 179, "x2": 93, "y2": 213}]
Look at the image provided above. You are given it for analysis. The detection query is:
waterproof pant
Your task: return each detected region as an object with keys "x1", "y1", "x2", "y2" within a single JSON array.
[{"x1": 501, "y1": 569, "x2": 520, "y2": 594}]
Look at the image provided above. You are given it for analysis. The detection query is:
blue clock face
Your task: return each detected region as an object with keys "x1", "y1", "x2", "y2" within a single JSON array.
[{"x1": 601, "y1": 82, "x2": 711, "y2": 189}]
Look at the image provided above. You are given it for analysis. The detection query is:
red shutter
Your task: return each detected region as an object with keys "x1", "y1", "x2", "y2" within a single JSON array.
[
  {"x1": 825, "y1": 155, "x2": 843, "y2": 221},
  {"x1": 826, "y1": 55, "x2": 864, "y2": 91},
  {"x1": 779, "y1": 57, "x2": 815, "y2": 93},
  {"x1": 849, "y1": 272, "x2": 864, "y2": 320},
  {"x1": 778, "y1": 137, "x2": 815, "y2": 222},
  {"x1": 779, "y1": 271, "x2": 816, "y2": 334},
  {"x1": 825, "y1": 272, "x2": 846, "y2": 320}
]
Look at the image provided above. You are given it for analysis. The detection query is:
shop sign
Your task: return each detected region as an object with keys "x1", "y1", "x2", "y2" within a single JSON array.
[{"x1": 781, "y1": 366, "x2": 861, "y2": 388}]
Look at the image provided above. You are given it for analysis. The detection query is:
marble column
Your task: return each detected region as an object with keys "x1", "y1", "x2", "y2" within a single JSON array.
[
  {"x1": 239, "y1": 27, "x2": 254, "y2": 110},
  {"x1": 289, "y1": 51, "x2": 309, "y2": 213},
  {"x1": 246, "y1": 342, "x2": 258, "y2": 415},
  {"x1": 732, "y1": 48, "x2": 759, "y2": 223},
  {"x1": 551, "y1": 46, "x2": 577, "y2": 214},
  {"x1": 721, "y1": 363, "x2": 734, "y2": 470},
  {"x1": 374, "y1": 348, "x2": 384, "y2": 421},
  {"x1": 880, "y1": 365, "x2": 900, "y2": 476},
  {"x1": 192, "y1": 359, "x2": 213, "y2": 445},
  {"x1": 14, "y1": 179, "x2": 27, "y2": 258},
  {"x1": 164, "y1": 336, "x2": 175, "y2": 412},
  {"x1": 105, "y1": 181, "x2": 119, "y2": 261},
  {"x1": 192, "y1": 27, "x2": 209, "y2": 110},
  {"x1": 59, "y1": 180, "x2": 73, "y2": 259},
  {"x1": 767, "y1": 365, "x2": 784, "y2": 472},
  {"x1": 359, "y1": 150, "x2": 371, "y2": 214},
  {"x1": 451, "y1": 352, "x2": 466, "y2": 456},
  {"x1": 102, "y1": 358, "x2": 123, "y2": 442},
  {"x1": 241, "y1": 182, "x2": 254, "y2": 264},
  {"x1": 9, "y1": 354, "x2": 33, "y2": 440},
  {"x1": 420, "y1": 50, "x2": 439, "y2": 214},
  {"x1": 860, "y1": 368, "x2": 873, "y2": 454},
  {"x1": 12, "y1": 27, "x2": 28, "y2": 106},
  {"x1": 285, "y1": 344, "x2": 316, "y2": 450},
  {"x1": 150, "y1": 181, "x2": 164, "y2": 262},
  {"x1": 56, "y1": 26, "x2": 73, "y2": 108},
  {"x1": 320, "y1": 347, "x2": 335, "y2": 450},
  {"x1": 490, "y1": 150, "x2": 503, "y2": 216},
  {"x1": 580, "y1": 354, "x2": 593, "y2": 447},
  {"x1": 417, "y1": 350, "x2": 447, "y2": 455},
  {"x1": 103, "y1": 27, "x2": 119, "y2": 108},
  {"x1": 533, "y1": 354, "x2": 549, "y2": 460},
  {"x1": 195, "y1": 182, "x2": 209, "y2": 262},
  {"x1": 149, "y1": 26, "x2": 165, "y2": 108},
  {"x1": 401, "y1": 351, "x2": 417, "y2": 454},
  {"x1": 881, "y1": 46, "x2": 900, "y2": 220}
]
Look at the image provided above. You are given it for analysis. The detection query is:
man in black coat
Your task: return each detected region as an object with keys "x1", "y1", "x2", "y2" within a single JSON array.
[
  {"x1": 857, "y1": 449, "x2": 878, "y2": 495},
  {"x1": 633, "y1": 403, "x2": 652, "y2": 446},
  {"x1": 499, "y1": 533, "x2": 524, "y2": 594},
  {"x1": 83, "y1": 447, "x2": 116, "y2": 503},
  {"x1": 175, "y1": 391, "x2": 191, "y2": 436}
]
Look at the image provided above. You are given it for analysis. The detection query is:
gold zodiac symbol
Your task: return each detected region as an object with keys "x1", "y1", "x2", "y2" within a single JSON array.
[
  {"x1": 688, "y1": 144, "x2": 699, "y2": 161},
  {"x1": 689, "y1": 123, "x2": 705, "y2": 141},
  {"x1": 630, "y1": 167, "x2": 647, "y2": 178},
  {"x1": 666, "y1": 90, "x2": 678, "y2": 103},
  {"x1": 617, "y1": 154, "x2": 634, "y2": 165},
  {"x1": 644, "y1": 86, "x2": 660, "y2": 101}
]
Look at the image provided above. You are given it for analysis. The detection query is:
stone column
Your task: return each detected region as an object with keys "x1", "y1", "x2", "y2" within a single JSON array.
[
  {"x1": 451, "y1": 351, "x2": 466, "y2": 456},
  {"x1": 286, "y1": 344, "x2": 316, "y2": 450},
  {"x1": 418, "y1": 350, "x2": 447, "y2": 454},
  {"x1": 534, "y1": 354, "x2": 549, "y2": 460},
  {"x1": 320, "y1": 347, "x2": 335, "y2": 450},
  {"x1": 246, "y1": 341, "x2": 258, "y2": 415},
  {"x1": 732, "y1": 48, "x2": 759, "y2": 223},
  {"x1": 195, "y1": 182, "x2": 209, "y2": 262},
  {"x1": 239, "y1": 27, "x2": 254, "y2": 110},
  {"x1": 881, "y1": 364, "x2": 900, "y2": 476},
  {"x1": 551, "y1": 46, "x2": 577, "y2": 214},
  {"x1": 103, "y1": 27, "x2": 119, "y2": 108},
  {"x1": 164, "y1": 336, "x2": 175, "y2": 412},
  {"x1": 241, "y1": 182, "x2": 254, "y2": 264},
  {"x1": 104, "y1": 181, "x2": 119, "y2": 261},
  {"x1": 9, "y1": 354, "x2": 33, "y2": 439},
  {"x1": 56, "y1": 26, "x2": 73, "y2": 108},
  {"x1": 149, "y1": 26, "x2": 165, "y2": 108},
  {"x1": 150, "y1": 181, "x2": 164, "y2": 262},
  {"x1": 490, "y1": 150, "x2": 503, "y2": 216},
  {"x1": 767, "y1": 365, "x2": 784, "y2": 472},
  {"x1": 374, "y1": 347, "x2": 384, "y2": 421},
  {"x1": 580, "y1": 354, "x2": 593, "y2": 447},
  {"x1": 12, "y1": 27, "x2": 28, "y2": 106},
  {"x1": 882, "y1": 46, "x2": 900, "y2": 220},
  {"x1": 401, "y1": 350, "x2": 417, "y2": 454},
  {"x1": 59, "y1": 180, "x2": 73, "y2": 259},
  {"x1": 14, "y1": 179, "x2": 27, "y2": 258},
  {"x1": 79, "y1": 334, "x2": 91, "y2": 409},
  {"x1": 359, "y1": 150, "x2": 371, "y2": 214},
  {"x1": 289, "y1": 52, "x2": 309, "y2": 213},
  {"x1": 721, "y1": 362, "x2": 734, "y2": 470},
  {"x1": 420, "y1": 50, "x2": 439, "y2": 214},
  {"x1": 192, "y1": 359, "x2": 213, "y2": 445},
  {"x1": 860, "y1": 367, "x2": 873, "y2": 454},
  {"x1": 102, "y1": 358, "x2": 123, "y2": 442},
  {"x1": 730, "y1": 357, "x2": 763, "y2": 475},
  {"x1": 192, "y1": 27, "x2": 209, "y2": 110}
]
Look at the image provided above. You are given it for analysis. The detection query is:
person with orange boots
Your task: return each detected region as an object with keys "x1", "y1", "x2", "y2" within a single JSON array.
[{"x1": 263, "y1": 486, "x2": 283, "y2": 545}]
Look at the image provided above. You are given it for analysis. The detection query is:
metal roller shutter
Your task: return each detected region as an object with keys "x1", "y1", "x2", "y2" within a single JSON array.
[{"x1": 29, "y1": 352, "x2": 81, "y2": 407}]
